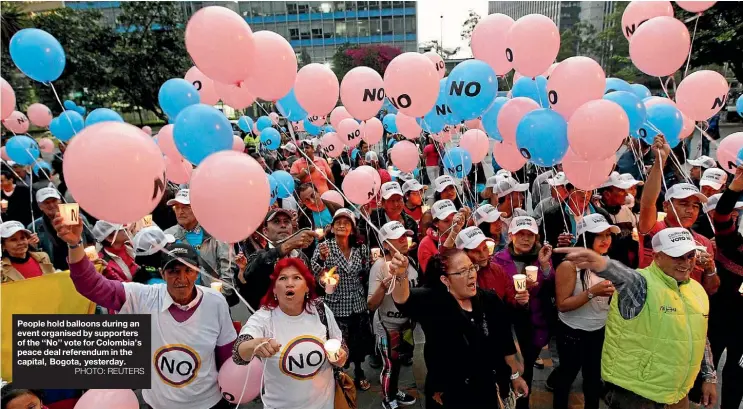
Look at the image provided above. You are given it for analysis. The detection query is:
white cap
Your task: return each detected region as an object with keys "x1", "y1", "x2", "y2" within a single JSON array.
[
  {"x1": 664, "y1": 183, "x2": 708, "y2": 203},
  {"x1": 332, "y1": 208, "x2": 356, "y2": 226},
  {"x1": 431, "y1": 199, "x2": 457, "y2": 220},
  {"x1": 378, "y1": 220, "x2": 414, "y2": 243},
  {"x1": 700, "y1": 168, "x2": 727, "y2": 190},
  {"x1": 455, "y1": 226, "x2": 490, "y2": 250},
  {"x1": 132, "y1": 225, "x2": 175, "y2": 256},
  {"x1": 35, "y1": 187, "x2": 61, "y2": 203},
  {"x1": 381, "y1": 182, "x2": 404, "y2": 200},
  {"x1": 282, "y1": 142, "x2": 297, "y2": 153},
  {"x1": 166, "y1": 189, "x2": 190, "y2": 206},
  {"x1": 651, "y1": 227, "x2": 706, "y2": 257},
  {"x1": 473, "y1": 204, "x2": 505, "y2": 225},
  {"x1": 703, "y1": 194, "x2": 743, "y2": 214},
  {"x1": 600, "y1": 171, "x2": 642, "y2": 189},
  {"x1": 576, "y1": 213, "x2": 620, "y2": 236},
  {"x1": 687, "y1": 155, "x2": 716, "y2": 168},
  {"x1": 495, "y1": 177, "x2": 529, "y2": 196},
  {"x1": 402, "y1": 179, "x2": 424, "y2": 194},
  {"x1": 433, "y1": 175, "x2": 456, "y2": 193},
  {"x1": 547, "y1": 172, "x2": 569, "y2": 187},
  {"x1": 496, "y1": 169, "x2": 511, "y2": 177},
  {"x1": 0, "y1": 221, "x2": 32, "y2": 238},
  {"x1": 92, "y1": 220, "x2": 126, "y2": 243},
  {"x1": 509, "y1": 216, "x2": 539, "y2": 235},
  {"x1": 365, "y1": 151, "x2": 378, "y2": 162},
  {"x1": 620, "y1": 173, "x2": 644, "y2": 186}
]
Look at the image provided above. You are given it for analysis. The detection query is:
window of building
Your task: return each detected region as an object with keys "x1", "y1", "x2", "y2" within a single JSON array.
[
  {"x1": 336, "y1": 21, "x2": 347, "y2": 37},
  {"x1": 392, "y1": 16, "x2": 403, "y2": 34},
  {"x1": 289, "y1": 27, "x2": 300, "y2": 40},
  {"x1": 357, "y1": 19, "x2": 370, "y2": 36},
  {"x1": 358, "y1": 1, "x2": 370, "y2": 11},
  {"x1": 404, "y1": 16, "x2": 415, "y2": 33},
  {"x1": 392, "y1": 1, "x2": 404, "y2": 8},
  {"x1": 381, "y1": 1, "x2": 393, "y2": 9},
  {"x1": 344, "y1": 2, "x2": 357, "y2": 12},
  {"x1": 323, "y1": 21, "x2": 335, "y2": 38},
  {"x1": 381, "y1": 17, "x2": 393, "y2": 35},
  {"x1": 346, "y1": 19, "x2": 358, "y2": 37},
  {"x1": 403, "y1": 1, "x2": 414, "y2": 9},
  {"x1": 271, "y1": 2, "x2": 286, "y2": 15},
  {"x1": 311, "y1": 21, "x2": 323, "y2": 39},
  {"x1": 299, "y1": 22, "x2": 311, "y2": 39},
  {"x1": 370, "y1": 17, "x2": 381, "y2": 35}
]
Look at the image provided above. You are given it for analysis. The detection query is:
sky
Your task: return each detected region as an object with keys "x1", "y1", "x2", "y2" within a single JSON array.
[{"x1": 416, "y1": 0, "x2": 489, "y2": 59}]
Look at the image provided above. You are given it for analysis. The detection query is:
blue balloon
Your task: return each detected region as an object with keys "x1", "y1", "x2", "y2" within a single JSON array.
[
  {"x1": 605, "y1": 78, "x2": 632, "y2": 94},
  {"x1": 256, "y1": 116, "x2": 273, "y2": 131},
  {"x1": 147, "y1": 278, "x2": 166, "y2": 285},
  {"x1": 737, "y1": 147, "x2": 743, "y2": 166},
  {"x1": 446, "y1": 60, "x2": 498, "y2": 120},
  {"x1": 63, "y1": 100, "x2": 76, "y2": 110},
  {"x1": 50, "y1": 111, "x2": 85, "y2": 142},
  {"x1": 629, "y1": 84, "x2": 652, "y2": 100},
  {"x1": 6, "y1": 135, "x2": 40, "y2": 166},
  {"x1": 260, "y1": 128, "x2": 281, "y2": 150},
  {"x1": 85, "y1": 108, "x2": 123, "y2": 127},
  {"x1": 418, "y1": 110, "x2": 446, "y2": 133},
  {"x1": 75, "y1": 106, "x2": 86, "y2": 116},
  {"x1": 272, "y1": 170, "x2": 295, "y2": 199},
  {"x1": 383, "y1": 114, "x2": 397, "y2": 133},
  {"x1": 238, "y1": 116, "x2": 254, "y2": 132},
  {"x1": 736, "y1": 95, "x2": 743, "y2": 118},
  {"x1": 512, "y1": 76, "x2": 549, "y2": 108},
  {"x1": 640, "y1": 103, "x2": 683, "y2": 147},
  {"x1": 604, "y1": 91, "x2": 647, "y2": 138},
  {"x1": 268, "y1": 174, "x2": 279, "y2": 205},
  {"x1": 428, "y1": 78, "x2": 462, "y2": 127},
  {"x1": 382, "y1": 98, "x2": 398, "y2": 114},
  {"x1": 515, "y1": 109, "x2": 568, "y2": 167},
  {"x1": 481, "y1": 97, "x2": 509, "y2": 141},
  {"x1": 277, "y1": 88, "x2": 308, "y2": 121},
  {"x1": 303, "y1": 118, "x2": 322, "y2": 136},
  {"x1": 33, "y1": 161, "x2": 51, "y2": 176},
  {"x1": 159, "y1": 78, "x2": 200, "y2": 120},
  {"x1": 442, "y1": 147, "x2": 473, "y2": 179},
  {"x1": 9, "y1": 28, "x2": 65, "y2": 83},
  {"x1": 322, "y1": 125, "x2": 335, "y2": 134},
  {"x1": 173, "y1": 104, "x2": 232, "y2": 165}
]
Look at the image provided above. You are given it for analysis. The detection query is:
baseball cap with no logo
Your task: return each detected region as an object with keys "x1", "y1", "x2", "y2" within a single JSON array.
[
  {"x1": 651, "y1": 227, "x2": 706, "y2": 258},
  {"x1": 664, "y1": 183, "x2": 708, "y2": 203},
  {"x1": 431, "y1": 199, "x2": 457, "y2": 220},
  {"x1": 700, "y1": 168, "x2": 727, "y2": 190},
  {"x1": 167, "y1": 189, "x2": 190, "y2": 206},
  {"x1": 509, "y1": 216, "x2": 539, "y2": 235}
]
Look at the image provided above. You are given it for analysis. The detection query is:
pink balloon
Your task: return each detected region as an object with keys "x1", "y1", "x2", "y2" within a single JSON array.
[
  {"x1": 361, "y1": 117, "x2": 383, "y2": 145},
  {"x1": 156, "y1": 125, "x2": 180, "y2": 158},
  {"x1": 232, "y1": 134, "x2": 245, "y2": 151},
  {"x1": 269, "y1": 112, "x2": 279, "y2": 124},
  {"x1": 621, "y1": 1, "x2": 674, "y2": 40},
  {"x1": 459, "y1": 129, "x2": 489, "y2": 163},
  {"x1": 493, "y1": 142, "x2": 526, "y2": 172},
  {"x1": 506, "y1": 14, "x2": 560, "y2": 78},
  {"x1": 396, "y1": 113, "x2": 422, "y2": 140},
  {"x1": 562, "y1": 149, "x2": 617, "y2": 191},
  {"x1": 383, "y1": 52, "x2": 439, "y2": 117},
  {"x1": 676, "y1": 1, "x2": 716, "y2": 12},
  {"x1": 214, "y1": 81, "x2": 256, "y2": 109},
  {"x1": 543, "y1": 62, "x2": 559, "y2": 78},
  {"x1": 343, "y1": 168, "x2": 379, "y2": 205},
  {"x1": 717, "y1": 131, "x2": 743, "y2": 173},
  {"x1": 547, "y1": 56, "x2": 606, "y2": 120},
  {"x1": 291, "y1": 120, "x2": 305, "y2": 133},
  {"x1": 1, "y1": 147, "x2": 8, "y2": 161},
  {"x1": 424, "y1": 51, "x2": 446, "y2": 79},
  {"x1": 244, "y1": 31, "x2": 297, "y2": 101},
  {"x1": 568, "y1": 100, "x2": 630, "y2": 161},
  {"x1": 358, "y1": 165, "x2": 382, "y2": 190},
  {"x1": 184, "y1": 66, "x2": 220, "y2": 105},
  {"x1": 337, "y1": 118, "x2": 362, "y2": 147},
  {"x1": 38, "y1": 137, "x2": 55, "y2": 153},
  {"x1": 295, "y1": 63, "x2": 339, "y2": 116},
  {"x1": 464, "y1": 118, "x2": 482, "y2": 131},
  {"x1": 340, "y1": 67, "x2": 385, "y2": 120},
  {"x1": 644, "y1": 96, "x2": 675, "y2": 108},
  {"x1": 320, "y1": 132, "x2": 344, "y2": 158},
  {"x1": 321, "y1": 189, "x2": 345, "y2": 207},
  {"x1": 629, "y1": 16, "x2": 690, "y2": 77},
  {"x1": 141, "y1": 126, "x2": 152, "y2": 136},
  {"x1": 190, "y1": 151, "x2": 270, "y2": 242},
  {"x1": 497, "y1": 97, "x2": 540, "y2": 145},
  {"x1": 217, "y1": 358, "x2": 263, "y2": 404},
  {"x1": 390, "y1": 140, "x2": 420, "y2": 172},
  {"x1": 26, "y1": 103, "x2": 52, "y2": 127},
  {"x1": 0, "y1": 77, "x2": 16, "y2": 121},
  {"x1": 330, "y1": 106, "x2": 353, "y2": 129},
  {"x1": 185, "y1": 6, "x2": 255, "y2": 85},
  {"x1": 3, "y1": 111, "x2": 29, "y2": 134},
  {"x1": 675, "y1": 70, "x2": 728, "y2": 121},
  {"x1": 680, "y1": 113, "x2": 695, "y2": 140},
  {"x1": 165, "y1": 155, "x2": 193, "y2": 184},
  {"x1": 74, "y1": 389, "x2": 138, "y2": 409},
  {"x1": 471, "y1": 14, "x2": 515, "y2": 75},
  {"x1": 64, "y1": 122, "x2": 166, "y2": 224}
]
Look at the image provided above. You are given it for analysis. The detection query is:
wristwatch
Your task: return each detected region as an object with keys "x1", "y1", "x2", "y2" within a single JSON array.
[
  {"x1": 510, "y1": 371, "x2": 521, "y2": 380},
  {"x1": 587, "y1": 291, "x2": 595, "y2": 300},
  {"x1": 68, "y1": 239, "x2": 83, "y2": 249}
]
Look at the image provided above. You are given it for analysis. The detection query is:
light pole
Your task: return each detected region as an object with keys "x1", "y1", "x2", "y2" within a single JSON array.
[{"x1": 440, "y1": 15, "x2": 444, "y2": 50}]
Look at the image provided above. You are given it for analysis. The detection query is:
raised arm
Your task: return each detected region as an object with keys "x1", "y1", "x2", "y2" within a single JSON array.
[{"x1": 639, "y1": 135, "x2": 670, "y2": 234}]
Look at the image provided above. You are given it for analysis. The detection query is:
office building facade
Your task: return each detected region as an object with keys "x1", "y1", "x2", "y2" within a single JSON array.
[{"x1": 488, "y1": 1, "x2": 615, "y2": 32}]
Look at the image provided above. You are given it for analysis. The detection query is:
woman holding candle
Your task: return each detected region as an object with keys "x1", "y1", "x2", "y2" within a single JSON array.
[
  {"x1": 1, "y1": 221, "x2": 53, "y2": 283},
  {"x1": 234, "y1": 257, "x2": 348, "y2": 409},
  {"x1": 552, "y1": 213, "x2": 617, "y2": 409},
  {"x1": 311, "y1": 208, "x2": 374, "y2": 391}
]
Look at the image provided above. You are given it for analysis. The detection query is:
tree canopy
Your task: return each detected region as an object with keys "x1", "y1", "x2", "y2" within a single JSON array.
[{"x1": 330, "y1": 43, "x2": 402, "y2": 80}]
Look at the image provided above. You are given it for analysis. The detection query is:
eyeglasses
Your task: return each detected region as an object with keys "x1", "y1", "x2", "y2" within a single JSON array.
[{"x1": 447, "y1": 264, "x2": 478, "y2": 278}]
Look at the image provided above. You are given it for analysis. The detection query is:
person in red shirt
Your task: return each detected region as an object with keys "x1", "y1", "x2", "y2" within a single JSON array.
[
  {"x1": 638, "y1": 135, "x2": 719, "y2": 295},
  {"x1": 1, "y1": 220, "x2": 55, "y2": 282},
  {"x1": 418, "y1": 199, "x2": 467, "y2": 275},
  {"x1": 422, "y1": 138, "x2": 440, "y2": 198},
  {"x1": 92, "y1": 220, "x2": 138, "y2": 282},
  {"x1": 290, "y1": 140, "x2": 334, "y2": 195}
]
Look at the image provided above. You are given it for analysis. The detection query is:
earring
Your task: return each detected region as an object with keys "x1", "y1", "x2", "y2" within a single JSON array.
[
  {"x1": 446, "y1": 286, "x2": 450, "y2": 293},
  {"x1": 305, "y1": 293, "x2": 309, "y2": 299},
  {"x1": 274, "y1": 294, "x2": 278, "y2": 300}
]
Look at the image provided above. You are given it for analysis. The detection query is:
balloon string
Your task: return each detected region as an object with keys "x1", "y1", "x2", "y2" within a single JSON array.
[
  {"x1": 683, "y1": 14, "x2": 701, "y2": 79},
  {"x1": 655, "y1": 148, "x2": 683, "y2": 231},
  {"x1": 0, "y1": 159, "x2": 30, "y2": 188},
  {"x1": 28, "y1": 163, "x2": 36, "y2": 234},
  {"x1": 422, "y1": 117, "x2": 467, "y2": 206}
]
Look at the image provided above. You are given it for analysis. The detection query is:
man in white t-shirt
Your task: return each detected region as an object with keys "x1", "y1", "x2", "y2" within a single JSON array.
[{"x1": 367, "y1": 221, "x2": 419, "y2": 409}]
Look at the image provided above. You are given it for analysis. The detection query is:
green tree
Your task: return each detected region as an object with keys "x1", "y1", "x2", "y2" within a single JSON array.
[
  {"x1": 557, "y1": 21, "x2": 600, "y2": 62},
  {"x1": 331, "y1": 43, "x2": 402, "y2": 80},
  {"x1": 460, "y1": 10, "x2": 481, "y2": 45},
  {"x1": 594, "y1": 2, "x2": 646, "y2": 83}
]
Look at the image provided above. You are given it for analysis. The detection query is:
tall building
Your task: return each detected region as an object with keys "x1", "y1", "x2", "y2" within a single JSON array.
[
  {"x1": 63, "y1": 1, "x2": 418, "y2": 64},
  {"x1": 488, "y1": 1, "x2": 615, "y2": 32}
]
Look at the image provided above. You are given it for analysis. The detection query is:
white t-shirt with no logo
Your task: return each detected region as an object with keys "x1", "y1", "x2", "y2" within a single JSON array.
[
  {"x1": 242, "y1": 303, "x2": 342, "y2": 409},
  {"x1": 119, "y1": 284, "x2": 237, "y2": 409},
  {"x1": 368, "y1": 257, "x2": 418, "y2": 336}
]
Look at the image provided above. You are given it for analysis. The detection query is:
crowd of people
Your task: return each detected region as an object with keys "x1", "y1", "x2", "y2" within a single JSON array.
[{"x1": 2, "y1": 126, "x2": 743, "y2": 409}]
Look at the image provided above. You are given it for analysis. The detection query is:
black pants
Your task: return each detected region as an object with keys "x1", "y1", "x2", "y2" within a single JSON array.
[
  {"x1": 552, "y1": 321, "x2": 605, "y2": 409},
  {"x1": 336, "y1": 312, "x2": 373, "y2": 379},
  {"x1": 515, "y1": 343, "x2": 542, "y2": 409}
]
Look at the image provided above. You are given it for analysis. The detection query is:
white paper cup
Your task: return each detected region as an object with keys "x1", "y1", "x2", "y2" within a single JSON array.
[
  {"x1": 0, "y1": 199, "x2": 7, "y2": 210},
  {"x1": 371, "y1": 248, "x2": 381, "y2": 261},
  {"x1": 656, "y1": 212, "x2": 667, "y2": 222},
  {"x1": 58, "y1": 203, "x2": 80, "y2": 226},
  {"x1": 210, "y1": 282, "x2": 223, "y2": 293},
  {"x1": 525, "y1": 266, "x2": 538, "y2": 282},
  {"x1": 486, "y1": 241, "x2": 495, "y2": 255},
  {"x1": 324, "y1": 339, "x2": 341, "y2": 362},
  {"x1": 407, "y1": 237, "x2": 413, "y2": 247},
  {"x1": 84, "y1": 246, "x2": 98, "y2": 261},
  {"x1": 315, "y1": 228, "x2": 324, "y2": 239},
  {"x1": 513, "y1": 274, "x2": 527, "y2": 292},
  {"x1": 325, "y1": 276, "x2": 338, "y2": 294}
]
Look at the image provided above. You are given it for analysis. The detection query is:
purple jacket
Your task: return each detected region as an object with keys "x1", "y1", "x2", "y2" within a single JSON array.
[{"x1": 491, "y1": 249, "x2": 553, "y2": 348}]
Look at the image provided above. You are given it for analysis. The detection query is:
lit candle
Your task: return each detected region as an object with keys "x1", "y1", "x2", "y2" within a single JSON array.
[
  {"x1": 656, "y1": 212, "x2": 667, "y2": 222},
  {"x1": 739, "y1": 282, "x2": 743, "y2": 294},
  {"x1": 324, "y1": 339, "x2": 341, "y2": 361},
  {"x1": 486, "y1": 240, "x2": 495, "y2": 255},
  {"x1": 632, "y1": 227, "x2": 639, "y2": 242},
  {"x1": 407, "y1": 237, "x2": 413, "y2": 247},
  {"x1": 422, "y1": 205, "x2": 430, "y2": 213},
  {"x1": 0, "y1": 199, "x2": 7, "y2": 210},
  {"x1": 211, "y1": 281, "x2": 223, "y2": 293},
  {"x1": 371, "y1": 248, "x2": 381, "y2": 260},
  {"x1": 84, "y1": 246, "x2": 98, "y2": 261},
  {"x1": 315, "y1": 228, "x2": 324, "y2": 239},
  {"x1": 323, "y1": 267, "x2": 338, "y2": 294}
]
